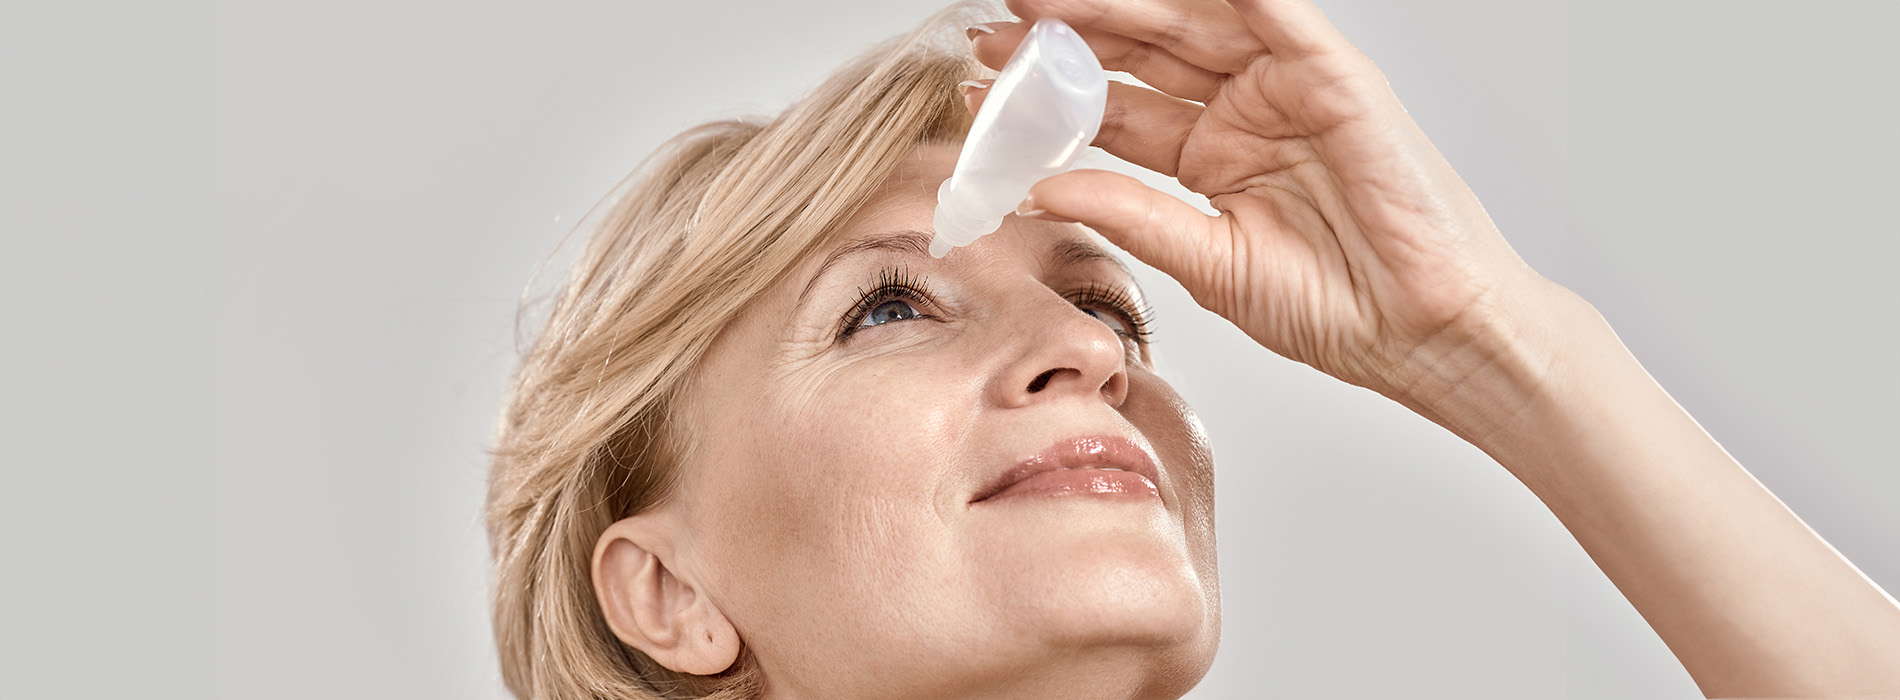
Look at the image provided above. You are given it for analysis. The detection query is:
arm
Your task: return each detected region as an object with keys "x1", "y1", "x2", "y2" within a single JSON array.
[
  {"x1": 1415, "y1": 274, "x2": 1900, "y2": 696},
  {"x1": 970, "y1": 0, "x2": 1900, "y2": 694}
]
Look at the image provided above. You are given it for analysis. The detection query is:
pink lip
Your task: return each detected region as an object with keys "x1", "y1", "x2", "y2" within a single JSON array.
[{"x1": 971, "y1": 436, "x2": 1162, "y2": 504}]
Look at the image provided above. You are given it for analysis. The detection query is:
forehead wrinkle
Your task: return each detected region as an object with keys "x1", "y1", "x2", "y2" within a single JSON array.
[{"x1": 794, "y1": 228, "x2": 934, "y2": 310}]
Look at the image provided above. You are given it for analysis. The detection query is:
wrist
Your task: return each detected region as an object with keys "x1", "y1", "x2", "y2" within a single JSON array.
[{"x1": 1380, "y1": 274, "x2": 1602, "y2": 457}]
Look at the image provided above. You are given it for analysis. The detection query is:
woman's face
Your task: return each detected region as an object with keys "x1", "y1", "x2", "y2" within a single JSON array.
[{"x1": 671, "y1": 144, "x2": 1218, "y2": 699}]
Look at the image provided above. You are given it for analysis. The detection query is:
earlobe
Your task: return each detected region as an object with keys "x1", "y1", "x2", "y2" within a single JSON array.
[{"x1": 592, "y1": 517, "x2": 741, "y2": 676}]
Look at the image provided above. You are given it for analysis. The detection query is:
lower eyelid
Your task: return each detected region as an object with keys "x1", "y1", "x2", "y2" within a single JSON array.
[{"x1": 839, "y1": 293, "x2": 934, "y2": 340}]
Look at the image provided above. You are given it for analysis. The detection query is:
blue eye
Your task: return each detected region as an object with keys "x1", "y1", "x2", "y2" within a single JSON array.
[
  {"x1": 862, "y1": 299, "x2": 922, "y2": 328},
  {"x1": 838, "y1": 268, "x2": 935, "y2": 340}
]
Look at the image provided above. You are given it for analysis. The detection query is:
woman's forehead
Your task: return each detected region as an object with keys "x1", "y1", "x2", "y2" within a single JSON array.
[
  {"x1": 791, "y1": 142, "x2": 1137, "y2": 288},
  {"x1": 806, "y1": 223, "x2": 1131, "y2": 283},
  {"x1": 847, "y1": 144, "x2": 961, "y2": 227}
]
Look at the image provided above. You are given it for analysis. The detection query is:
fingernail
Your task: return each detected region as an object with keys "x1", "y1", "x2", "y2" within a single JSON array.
[
  {"x1": 957, "y1": 79, "x2": 992, "y2": 94},
  {"x1": 965, "y1": 23, "x2": 998, "y2": 40},
  {"x1": 1015, "y1": 196, "x2": 1044, "y2": 218}
]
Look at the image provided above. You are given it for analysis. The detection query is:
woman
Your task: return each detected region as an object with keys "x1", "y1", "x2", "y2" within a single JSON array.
[{"x1": 487, "y1": 1, "x2": 1900, "y2": 698}]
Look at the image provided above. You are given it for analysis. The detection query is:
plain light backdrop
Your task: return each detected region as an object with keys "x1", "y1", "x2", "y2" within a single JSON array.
[{"x1": 2, "y1": 1, "x2": 1894, "y2": 698}]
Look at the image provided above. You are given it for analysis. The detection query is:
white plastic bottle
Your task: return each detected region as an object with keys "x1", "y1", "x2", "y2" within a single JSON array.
[{"x1": 930, "y1": 17, "x2": 1107, "y2": 258}]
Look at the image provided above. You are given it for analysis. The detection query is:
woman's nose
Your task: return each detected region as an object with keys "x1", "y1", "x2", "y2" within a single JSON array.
[{"x1": 989, "y1": 293, "x2": 1131, "y2": 410}]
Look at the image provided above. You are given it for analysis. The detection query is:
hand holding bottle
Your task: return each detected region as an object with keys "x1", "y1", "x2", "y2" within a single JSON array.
[
  {"x1": 972, "y1": 2, "x2": 1900, "y2": 695},
  {"x1": 934, "y1": 18, "x2": 1106, "y2": 257},
  {"x1": 969, "y1": 0, "x2": 1560, "y2": 407}
]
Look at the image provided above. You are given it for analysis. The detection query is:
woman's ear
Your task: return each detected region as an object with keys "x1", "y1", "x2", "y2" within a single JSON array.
[{"x1": 591, "y1": 516, "x2": 740, "y2": 676}]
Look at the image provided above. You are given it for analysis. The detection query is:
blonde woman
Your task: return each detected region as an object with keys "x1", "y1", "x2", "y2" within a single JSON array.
[{"x1": 486, "y1": 1, "x2": 1900, "y2": 698}]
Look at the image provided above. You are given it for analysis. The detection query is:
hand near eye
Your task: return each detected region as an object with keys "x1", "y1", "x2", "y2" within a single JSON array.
[
  {"x1": 969, "y1": 0, "x2": 1552, "y2": 403},
  {"x1": 971, "y1": 1, "x2": 1900, "y2": 696}
]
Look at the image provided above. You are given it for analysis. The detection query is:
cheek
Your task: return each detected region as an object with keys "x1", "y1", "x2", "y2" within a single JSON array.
[
  {"x1": 683, "y1": 358, "x2": 983, "y2": 642},
  {"x1": 1126, "y1": 372, "x2": 1218, "y2": 577},
  {"x1": 762, "y1": 361, "x2": 968, "y2": 522}
]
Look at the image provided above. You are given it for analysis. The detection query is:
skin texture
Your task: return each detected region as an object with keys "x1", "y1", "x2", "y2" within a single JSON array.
[
  {"x1": 594, "y1": 0, "x2": 1900, "y2": 696},
  {"x1": 967, "y1": 0, "x2": 1900, "y2": 696},
  {"x1": 596, "y1": 146, "x2": 1220, "y2": 700}
]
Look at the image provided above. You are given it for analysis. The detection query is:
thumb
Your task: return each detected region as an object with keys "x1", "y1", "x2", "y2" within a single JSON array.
[{"x1": 1021, "y1": 169, "x2": 1229, "y2": 300}]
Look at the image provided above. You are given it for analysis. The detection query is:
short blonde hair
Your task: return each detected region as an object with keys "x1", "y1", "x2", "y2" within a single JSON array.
[{"x1": 485, "y1": 6, "x2": 989, "y2": 699}]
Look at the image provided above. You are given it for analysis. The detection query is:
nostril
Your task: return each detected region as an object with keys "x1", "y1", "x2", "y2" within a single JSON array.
[{"x1": 1026, "y1": 369, "x2": 1058, "y2": 393}]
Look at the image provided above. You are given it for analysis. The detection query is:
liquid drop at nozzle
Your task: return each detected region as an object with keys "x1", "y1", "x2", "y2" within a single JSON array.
[{"x1": 930, "y1": 17, "x2": 1107, "y2": 258}]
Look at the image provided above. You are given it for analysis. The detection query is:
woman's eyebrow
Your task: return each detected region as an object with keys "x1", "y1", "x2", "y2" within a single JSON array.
[
  {"x1": 795, "y1": 228, "x2": 934, "y2": 310},
  {"x1": 1044, "y1": 237, "x2": 1134, "y2": 280}
]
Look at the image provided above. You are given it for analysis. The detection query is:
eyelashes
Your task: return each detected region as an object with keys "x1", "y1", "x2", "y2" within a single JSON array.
[
  {"x1": 1070, "y1": 282, "x2": 1155, "y2": 343},
  {"x1": 835, "y1": 268, "x2": 1155, "y2": 345},
  {"x1": 837, "y1": 267, "x2": 933, "y2": 340}
]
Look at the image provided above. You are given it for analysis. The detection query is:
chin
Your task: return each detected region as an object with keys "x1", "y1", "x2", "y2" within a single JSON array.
[
  {"x1": 998, "y1": 550, "x2": 1220, "y2": 700},
  {"x1": 978, "y1": 500, "x2": 1219, "y2": 663}
]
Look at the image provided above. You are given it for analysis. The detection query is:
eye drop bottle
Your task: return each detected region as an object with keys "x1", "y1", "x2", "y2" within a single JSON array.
[{"x1": 931, "y1": 17, "x2": 1108, "y2": 258}]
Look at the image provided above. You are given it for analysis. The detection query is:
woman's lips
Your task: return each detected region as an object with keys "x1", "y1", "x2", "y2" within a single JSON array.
[
  {"x1": 978, "y1": 467, "x2": 1159, "y2": 503},
  {"x1": 971, "y1": 435, "x2": 1161, "y2": 504}
]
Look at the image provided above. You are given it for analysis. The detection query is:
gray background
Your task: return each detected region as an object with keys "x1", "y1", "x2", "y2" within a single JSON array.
[{"x1": 2, "y1": 1, "x2": 1893, "y2": 698}]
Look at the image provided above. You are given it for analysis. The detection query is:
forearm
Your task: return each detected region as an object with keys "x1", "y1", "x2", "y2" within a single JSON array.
[{"x1": 1404, "y1": 279, "x2": 1900, "y2": 697}]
